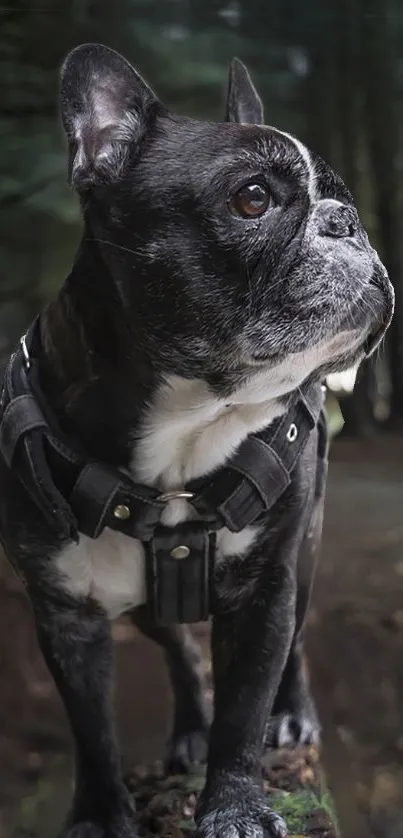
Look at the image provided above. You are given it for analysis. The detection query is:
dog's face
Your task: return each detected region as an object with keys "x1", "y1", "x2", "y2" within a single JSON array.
[{"x1": 61, "y1": 45, "x2": 394, "y2": 395}]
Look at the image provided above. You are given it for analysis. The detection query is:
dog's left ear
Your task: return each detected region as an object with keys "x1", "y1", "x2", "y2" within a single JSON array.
[
  {"x1": 225, "y1": 58, "x2": 264, "y2": 124},
  {"x1": 60, "y1": 43, "x2": 163, "y2": 188}
]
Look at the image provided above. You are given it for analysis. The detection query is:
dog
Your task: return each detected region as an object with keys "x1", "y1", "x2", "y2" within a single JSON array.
[{"x1": 0, "y1": 44, "x2": 394, "y2": 838}]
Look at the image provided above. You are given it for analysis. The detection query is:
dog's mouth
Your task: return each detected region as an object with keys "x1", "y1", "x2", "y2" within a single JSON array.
[
  {"x1": 250, "y1": 325, "x2": 385, "y2": 367},
  {"x1": 250, "y1": 311, "x2": 390, "y2": 367},
  {"x1": 247, "y1": 272, "x2": 393, "y2": 369},
  {"x1": 248, "y1": 320, "x2": 379, "y2": 375},
  {"x1": 250, "y1": 351, "x2": 280, "y2": 365}
]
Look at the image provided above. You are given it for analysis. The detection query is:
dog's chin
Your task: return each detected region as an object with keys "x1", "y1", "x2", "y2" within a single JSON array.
[
  {"x1": 231, "y1": 327, "x2": 370, "y2": 402},
  {"x1": 314, "y1": 346, "x2": 366, "y2": 382},
  {"x1": 208, "y1": 315, "x2": 385, "y2": 401},
  {"x1": 249, "y1": 310, "x2": 387, "y2": 375},
  {"x1": 251, "y1": 327, "x2": 364, "y2": 367},
  {"x1": 303, "y1": 326, "x2": 386, "y2": 383}
]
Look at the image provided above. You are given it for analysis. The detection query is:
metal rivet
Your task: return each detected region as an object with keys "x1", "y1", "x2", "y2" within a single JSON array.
[
  {"x1": 286, "y1": 423, "x2": 298, "y2": 443},
  {"x1": 170, "y1": 545, "x2": 190, "y2": 560},
  {"x1": 113, "y1": 504, "x2": 131, "y2": 520}
]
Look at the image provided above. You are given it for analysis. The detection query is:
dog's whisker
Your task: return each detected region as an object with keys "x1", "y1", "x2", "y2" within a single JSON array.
[{"x1": 86, "y1": 237, "x2": 141, "y2": 258}]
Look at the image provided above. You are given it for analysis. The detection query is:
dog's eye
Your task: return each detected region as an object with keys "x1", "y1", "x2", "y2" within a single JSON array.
[{"x1": 229, "y1": 183, "x2": 272, "y2": 218}]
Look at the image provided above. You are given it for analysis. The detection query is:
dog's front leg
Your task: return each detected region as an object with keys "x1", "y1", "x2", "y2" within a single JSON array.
[
  {"x1": 196, "y1": 558, "x2": 298, "y2": 838},
  {"x1": 133, "y1": 609, "x2": 210, "y2": 772},
  {"x1": 266, "y1": 489, "x2": 325, "y2": 748},
  {"x1": 32, "y1": 594, "x2": 136, "y2": 838}
]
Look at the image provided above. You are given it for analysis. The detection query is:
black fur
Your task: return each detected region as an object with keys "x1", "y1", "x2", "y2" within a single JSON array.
[{"x1": 0, "y1": 45, "x2": 394, "y2": 838}]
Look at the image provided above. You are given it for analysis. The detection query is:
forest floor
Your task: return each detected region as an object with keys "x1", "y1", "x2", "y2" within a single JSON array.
[{"x1": 1, "y1": 435, "x2": 403, "y2": 838}]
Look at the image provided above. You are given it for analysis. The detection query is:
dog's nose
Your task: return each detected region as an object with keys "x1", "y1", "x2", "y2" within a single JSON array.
[{"x1": 316, "y1": 199, "x2": 357, "y2": 239}]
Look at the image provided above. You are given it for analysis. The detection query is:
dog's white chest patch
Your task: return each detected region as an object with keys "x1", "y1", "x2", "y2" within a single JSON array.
[
  {"x1": 55, "y1": 530, "x2": 147, "y2": 620},
  {"x1": 54, "y1": 373, "x2": 288, "y2": 618}
]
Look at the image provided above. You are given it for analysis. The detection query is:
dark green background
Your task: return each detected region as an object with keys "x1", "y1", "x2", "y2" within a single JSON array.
[{"x1": 1, "y1": 0, "x2": 402, "y2": 433}]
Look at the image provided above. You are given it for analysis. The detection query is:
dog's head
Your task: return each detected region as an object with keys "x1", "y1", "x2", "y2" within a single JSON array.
[{"x1": 60, "y1": 44, "x2": 394, "y2": 398}]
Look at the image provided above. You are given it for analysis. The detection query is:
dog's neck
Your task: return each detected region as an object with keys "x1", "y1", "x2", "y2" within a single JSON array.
[
  {"x1": 131, "y1": 374, "x2": 286, "y2": 527},
  {"x1": 39, "y1": 238, "x2": 287, "y2": 493}
]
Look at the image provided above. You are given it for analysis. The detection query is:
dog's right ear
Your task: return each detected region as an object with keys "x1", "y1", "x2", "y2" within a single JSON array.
[
  {"x1": 225, "y1": 58, "x2": 264, "y2": 125},
  {"x1": 60, "y1": 43, "x2": 163, "y2": 189}
]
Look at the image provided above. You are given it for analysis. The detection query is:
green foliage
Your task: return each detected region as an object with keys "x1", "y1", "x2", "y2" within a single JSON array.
[
  {"x1": 0, "y1": 0, "x2": 304, "y2": 329},
  {"x1": 269, "y1": 787, "x2": 339, "y2": 836}
]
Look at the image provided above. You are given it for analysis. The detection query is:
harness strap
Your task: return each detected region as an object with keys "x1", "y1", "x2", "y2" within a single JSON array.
[
  {"x1": 0, "y1": 394, "x2": 48, "y2": 467},
  {"x1": 0, "y1": 327, "x2": 79, "y2": 540},
  {"x1": 190, "y1": 385, "x2": 321, "y2": 532},
  {"x1": 0, "y1": 319, "x2": 328, "y2": 625},
  {"x1": 0, "y1": 321, "x2": 326, "y2": 545},
  {"x1": 69, "y1": 462, "x2": 164, "y2": 541},
  {"x1": 315, "y1": 407, "x2": 329, "y2": 499}
]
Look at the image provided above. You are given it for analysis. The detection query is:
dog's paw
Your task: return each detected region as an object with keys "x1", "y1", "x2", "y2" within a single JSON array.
[
  {"x1": 66, "y1": 819, "x2": 137, "y2": 838},
  {"x1": 166, "y1": 728, "x2": 209, "y2": 773},
  {"x1": 65, "y1": 792, "x2": 137, "y2": 838},
  {"x1": 196, "y1": 796, "x2": 287, "y2": 838},
  {"x1": 265, "y1": 709, "x2": 320, "y2": 748}
]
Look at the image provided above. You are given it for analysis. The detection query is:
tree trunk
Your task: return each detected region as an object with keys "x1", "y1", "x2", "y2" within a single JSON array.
[
  {"x1": 359, "y1": 0, "x2": 403, "y2": 423},
  {"x1": 334, "y1": 0, "x2": 379, "y2": 434},
  {"x1": 300, "y1": 4, "x2": 339, "y2": 166}
]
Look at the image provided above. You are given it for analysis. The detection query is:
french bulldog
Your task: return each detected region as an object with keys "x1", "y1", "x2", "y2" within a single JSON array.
[{"x1": 0, "y1": 44, "x2": 394, "y2": 838}]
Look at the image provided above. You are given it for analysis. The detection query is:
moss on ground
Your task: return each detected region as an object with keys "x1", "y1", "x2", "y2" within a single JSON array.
[
  {"x1": 13, "y1": 745, "x2": 338, "y2": 837},
  {"x1": 125, "y1": 745, "x2": 338, "y2": 838}
]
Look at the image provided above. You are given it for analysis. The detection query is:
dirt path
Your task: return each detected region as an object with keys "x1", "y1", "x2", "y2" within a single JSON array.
[
  {"x1": 1, "y1": 436, "x2": 403, "y2": 837},
  {"x1": 307, "y1": 437, "x2": 403, "y2": 838}
]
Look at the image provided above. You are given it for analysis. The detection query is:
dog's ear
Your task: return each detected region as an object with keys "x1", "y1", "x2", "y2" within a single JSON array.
[
  {"x1": 60, "y1": 43, "x2": 162, "y2": 188},
  {"x1": 225, "y1": 58, "x2": 264, "y2": 125}
]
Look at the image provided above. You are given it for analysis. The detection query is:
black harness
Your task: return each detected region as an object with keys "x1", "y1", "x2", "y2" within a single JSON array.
[{"x1": 0, "y1": 319, "x2": 328, "y2": 625}]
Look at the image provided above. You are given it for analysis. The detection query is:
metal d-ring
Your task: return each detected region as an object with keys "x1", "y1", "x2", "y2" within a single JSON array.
[
  {"x1": 157, "y1": 490, "x2": 195, "y2": 503},
  {"x1": 286, "y1": 423, "x2": 298, "y2": 443}
]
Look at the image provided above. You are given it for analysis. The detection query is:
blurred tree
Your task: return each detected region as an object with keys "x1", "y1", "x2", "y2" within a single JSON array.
[
  {"x1": 289, "y1": 0, "x2": 403, "y2": 433},
  {"x1": 0, "y1": 0, "x2": 88, "y2": 364},
  {"x1": 360, "y1": 0, "x2": 403, "y2": 428}
]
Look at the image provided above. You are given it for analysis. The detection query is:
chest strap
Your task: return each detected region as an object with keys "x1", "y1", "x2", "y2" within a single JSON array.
[{"x1": 0, "y1": 319, "x2": 327, "y2": 624}]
